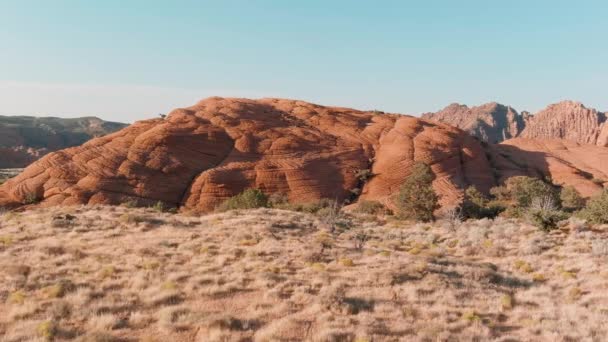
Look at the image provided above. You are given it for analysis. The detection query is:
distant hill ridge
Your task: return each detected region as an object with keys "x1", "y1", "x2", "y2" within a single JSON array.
[
  {"x1": 0, "y1": 115, "x2": 127, "y2": 168},
  {"x1": 422, "y1": 100, "x2": 608, "y2": 146}
]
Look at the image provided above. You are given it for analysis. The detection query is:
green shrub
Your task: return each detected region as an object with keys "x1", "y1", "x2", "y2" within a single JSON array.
[
  {"x1": 461, "y1": 186, "x2": 503, "y2": 219},
  {"x1": 395, "y1": 162, "x2": 439, "y2": 222},
  {"x1": 560, "y1": 186, "x2": 585, "y2": 211},
  {"x1": 577, "y1": 189, "x2": 608, "y2": 224},
  {"x1": 276, "y1": 198, "x2": 335, "y2": 214},
  {"x1": 505, "y1": 176, "x2": 558, "y2": 208},
  {"x1": 355, "y1": 200, "x2": 391, "y2": 215},
  {"x1": 216, "y1": 189, "x2": 269, "y2": 212}
]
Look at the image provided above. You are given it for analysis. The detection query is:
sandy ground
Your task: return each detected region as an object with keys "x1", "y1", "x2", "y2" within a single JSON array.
[{"x1": 1, "y1": 206, "x2": 608, "y2": 341}]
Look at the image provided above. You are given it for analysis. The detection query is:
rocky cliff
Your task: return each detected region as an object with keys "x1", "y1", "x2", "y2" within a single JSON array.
[
  {"x1": 423, "y1": 100, "x2": 608, "y2": 146},
  {"x1": 521, "y1": 101, "x2": 608, "y2": 146},
  {"x1": 422, "y1": 102, "x2": 528, "y2": 144}
]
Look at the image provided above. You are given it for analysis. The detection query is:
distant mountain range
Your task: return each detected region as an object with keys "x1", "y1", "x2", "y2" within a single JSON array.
[
  {"x1": 0, "y1": 116, "x2": 127, "y2": 168},
  {"x1": 422, "y1": 100, "x2": 608, "y2": 146}
]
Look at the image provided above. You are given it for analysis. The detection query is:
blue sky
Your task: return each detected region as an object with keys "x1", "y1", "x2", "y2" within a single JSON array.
[{"x1": 0, "y1": 0, "x2": 606, "y2": 122}]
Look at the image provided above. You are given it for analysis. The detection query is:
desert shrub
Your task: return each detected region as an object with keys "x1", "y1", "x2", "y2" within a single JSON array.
[
  {"x1": 278, "y1": 198, "x2": 335, "y2": 214},
  {"x1": 23, "y1": 192, "x2": 40, "y2": 205},
  {"x1": 441, "y1": 206, "x2": 463, "y2": 230},
  {"x1": 462, "y1": 186, "x2": 503, "y2": 219},
  {"x1": 577, "y1": 189, "x2": 608, "y2": 224},
  {"x1": 527, "y1": 196, "x2": 568, "y2": 231},
  {"x1": 216, "y1": 189, "x2": 269, "y2": 212},
  {"x1": 503, "y1": 205, "x2": 526, "y2": 219},
  {"x1": 395, "y1": 162, "x2": 439, "y2": 222},
  {"x1": 489, "y1": 185, "x2": 510, "y2": 201},
  {"x1": 355, "y1": 200, "x2": 391, "y2": 215},
  {"x1": 121, "y1": 199, "x2": 139, "y2": 208},
  {"x1": 560, "y1": 186, "x2": 585, "y2": 211},
  {"x1": 317, "y1": 200, "x2": 351, "y2": 232},
  {"x1": 505, "y1": 176, "x2": 559, "y2": 208},
  {"x1": 354, "y1": 169, "x2": 373, "y2": 182},
  {"x1": 268, "y1": 192, "x2": 289, "y2": 207},
  {"x1": 151, "y1": 201, "x2": 177, "y2": 213}
]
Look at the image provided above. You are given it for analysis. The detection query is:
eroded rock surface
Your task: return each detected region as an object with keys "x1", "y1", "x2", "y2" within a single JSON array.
[
  {"x1": 0, "y1": 98, "x2": 496, "y2": 211},
  {"x1": 422, "y1": 102, "x2": 528, "y2": 143}
]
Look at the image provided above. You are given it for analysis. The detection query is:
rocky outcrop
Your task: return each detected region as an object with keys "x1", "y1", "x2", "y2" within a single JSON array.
[
  {"x1": 423, "y1": 100, "x2": 608, "y2": 147},
  {"x1": 0, "y1": 116, "x2": 127, "y2": 167},
  {"x1": 422, "y1": 102, "x2": 529, "y2": 144},
  {"x1": 521, "y1": 101, "x2": 608, "y2": 146},
  {"x1": 0, "y1": 97, "x2": 496, "y2": 211}
]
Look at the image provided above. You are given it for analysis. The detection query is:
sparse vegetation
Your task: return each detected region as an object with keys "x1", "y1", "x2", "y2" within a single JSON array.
[
  {"x1": 395, "y1": 162, "x2": 439, "y2": 222},
  {"x1": 23, "y1": 192, "x2": 40, "y2": 205},
  {"x1": 355, "y1": 200, "x2": 391, "y2": 215},
  {"x1": 216, "y1": 188, "x2": 269, "y2": 212},
  {"x1": 577, "y1": 189, "x2": 608, "y2": 224},
  {"x1": 461, "y1": 186, "x2": 503, "y2": 219},
  {"x1": 526, "y1": 196, "x2": 568, "y2": 231},
  {"x1": 0, "y1": 195, "x2": 607, "y2": 340},
  {"x1": 560, "y1": 186, "x2": 585, "y2": 211}
]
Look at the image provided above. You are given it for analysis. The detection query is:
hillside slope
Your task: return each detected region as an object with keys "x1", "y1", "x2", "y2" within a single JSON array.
[{"x1": 0, "y1": 116, "x2": 127, "y2": 168}]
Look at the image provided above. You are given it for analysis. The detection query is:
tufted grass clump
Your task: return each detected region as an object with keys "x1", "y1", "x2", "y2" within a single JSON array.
[{"x1": 36, "y1": 320, "x2": 57, "y2": 340}]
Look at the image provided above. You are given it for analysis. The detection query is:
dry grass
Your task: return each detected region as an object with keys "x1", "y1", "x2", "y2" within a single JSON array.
[{"x1": 1, "y1": 205, "x2": 608, "y2": 341}]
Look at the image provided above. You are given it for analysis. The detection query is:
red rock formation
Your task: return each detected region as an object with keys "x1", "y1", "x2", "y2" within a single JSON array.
[
  {"x1": 0, "y1": 97, "x2": 496, "y2": 211},
  {"x1": 2, "y1": 97, "x2": 606, "y2": 212},
  {"x1": 423, "y1": 101, "x2": 608, "y2": 147},
  {"x1": 521, "y1": 101, "x2": 608, "y2": 146},
  {"x1": 489, "y1": 138, "x2": 608, "y2": 197},
  {"x1": 422, "y1": 102, "x2": 529, "y2": 143}
]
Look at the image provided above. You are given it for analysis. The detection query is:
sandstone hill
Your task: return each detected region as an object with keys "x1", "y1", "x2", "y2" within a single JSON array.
[
  {"x1": 422, "y1": 100, "x2": 608, "y2": 146},
  {"x1": 0, "y1": 97, "x2": 606, "y2": 212},
  {"x1": 0, "y1": 116, "x2": 127, "y2": 168}
]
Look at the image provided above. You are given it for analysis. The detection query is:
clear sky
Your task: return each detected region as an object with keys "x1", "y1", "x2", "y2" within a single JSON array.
[{"x1": 1, "y1": 0, "x2": 606, "y2": 123}]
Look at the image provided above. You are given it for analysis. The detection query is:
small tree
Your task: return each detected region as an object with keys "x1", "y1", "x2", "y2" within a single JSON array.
[
  {"x1": 560, "y1": 186, "x2": 585, "y2": 211},
  {"x1": 395, "y1": 162, "x2": 439, "y2": 222},
  {"x1": 216, "y1": 189, "x2": 269, "y2": 212}
]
